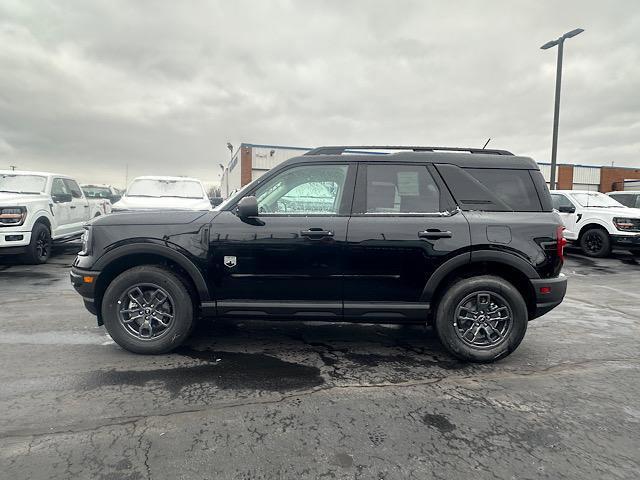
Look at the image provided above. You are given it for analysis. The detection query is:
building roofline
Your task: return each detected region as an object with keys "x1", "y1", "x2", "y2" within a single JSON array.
[{"x1": 537, "y1": 162, "x2": 640, "y2": 171}]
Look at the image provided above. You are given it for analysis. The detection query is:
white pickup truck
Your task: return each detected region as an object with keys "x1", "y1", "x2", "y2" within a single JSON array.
[
  {"x1": 0, "y1": 170, "x2": 108, "y2": 263},
  {"x1": 550, "y1": 190, "x2": 640, "y2": 257}
]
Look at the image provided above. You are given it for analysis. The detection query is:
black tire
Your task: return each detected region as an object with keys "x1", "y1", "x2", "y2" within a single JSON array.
[
  {"x1": 435, "y1": 276, "x2": 528, "y2": 363},
  {"x1": 630, "y1": 249, "x2": 640, "y2": 257},
  {"x1": 22, "y1": 222, "x2": 52, "y2": 264},
  {"x1": 579, "y1": 228, "x2": 611, "y2": 257},
  {"x1": 101, "y1": 265, "x2": 194, "y2": 354}
]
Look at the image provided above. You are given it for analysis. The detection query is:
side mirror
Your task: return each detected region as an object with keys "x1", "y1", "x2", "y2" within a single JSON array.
[
  {"x1": 237, "y1": 196, "x2": 259, "y2": 218},
  {"x1": 52, "y1": 193, "x2": 73, "y2": 203},
  {"x1": 558, "y1": 205, "x2": 576, "y2": 213},
  {"x1": 110, "y1": 194, "x2": 122, "y2": 203},
  {"x1": 209, "y1": 196, "x2": 223, "y2": 207}
]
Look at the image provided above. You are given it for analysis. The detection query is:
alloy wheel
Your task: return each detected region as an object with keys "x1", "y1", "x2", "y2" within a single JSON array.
[
  {"x1": 35, "y1": 230, "x2": 50, "y2": 260},
  {"x1": 584, "y1": 232, "x2": 603, "y2": 254},
  {"x1": 453, "y1": 291, "x2": 513, "y2": 348},
  {"x1": 117, "y1": 283, "x2": 175, "y2": 340}
]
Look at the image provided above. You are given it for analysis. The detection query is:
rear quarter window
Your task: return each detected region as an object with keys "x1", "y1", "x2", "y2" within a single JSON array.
[{"x1": 464, "y1": 168, "x2": 543, "y2": 212}]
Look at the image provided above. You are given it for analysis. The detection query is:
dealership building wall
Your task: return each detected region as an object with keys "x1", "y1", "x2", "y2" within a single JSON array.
[{"x1": 220, "y1": 143, "x2": 640, "y2": 197}]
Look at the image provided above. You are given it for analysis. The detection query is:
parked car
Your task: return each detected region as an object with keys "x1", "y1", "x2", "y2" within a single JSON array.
[
  {"x1": 112, "y1": 176, "x2": 211, "y2": 211},
  {"x1": 1, "y1": 170, "x2": 97, "y2": 263},
  {"x1": 82, "y1": 184, "x2": 121, "y2": 203},
  {"x1": 71, "y1": 146, "x2": 567, "y2": 362},
  {"x1": 81, "y1": 185, "x2": 114, "y2": 216},
  {"x1": 607, "y1": 191, "x2": 640, "y2": 209},
  {"x1": 550, "y1": 190, "x2": 640, "y2": 257}
]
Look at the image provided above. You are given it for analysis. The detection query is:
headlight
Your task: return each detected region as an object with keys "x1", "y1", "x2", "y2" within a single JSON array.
[
  {"x1": 78, "y1": 225, "x2": 93, "y2": 256},
  {"x1": 0, "y1": 206, "x2": 27, "y2": 226},
  {"x1": 613, "y1": 217, "x2": 640, "y2": 232}
]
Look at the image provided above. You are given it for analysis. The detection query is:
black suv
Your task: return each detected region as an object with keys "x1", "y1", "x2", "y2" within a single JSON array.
[{"x1": 71, "y1": 146, "x2": 567, "y2": 362}]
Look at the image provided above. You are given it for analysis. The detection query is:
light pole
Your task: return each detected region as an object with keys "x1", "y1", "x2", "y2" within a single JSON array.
[{"x1": 541, "y1": 28, "x2": 584, "y2": 189}]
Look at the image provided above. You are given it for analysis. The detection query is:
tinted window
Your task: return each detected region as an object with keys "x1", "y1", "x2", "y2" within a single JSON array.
[
  {"x1": 366, "y1": 164, "x2": 440, "y2": 213},
  {"x1": 255, "y1": 164, "x2": 348, "y2": 214},
  {"x1": 465, "y1": 168, "x2": 542, "y2": 212},
  {"x1": 63, "y1": 179, "x2": 83, "y2": 198},
  {"x1": 551, "y1": 194, "x2": 574, "y2": 210}
]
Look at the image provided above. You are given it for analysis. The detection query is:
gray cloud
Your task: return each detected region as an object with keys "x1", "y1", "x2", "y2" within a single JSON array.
[{"x1": 0, "y1": 0, "x2": 639, "y2": 187}]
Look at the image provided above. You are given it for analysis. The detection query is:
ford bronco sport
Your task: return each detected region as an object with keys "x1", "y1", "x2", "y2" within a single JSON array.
[{"x1": 71, "y1": 146, "x2": 567, "y2": 362}]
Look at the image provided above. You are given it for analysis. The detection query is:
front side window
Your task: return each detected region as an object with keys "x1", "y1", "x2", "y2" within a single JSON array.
[
  {"x1": 255, "y1": 164, "x2": 348, "y2": 214},
  {"x1": 0, "y1": 174, "x2": 47, "y2": 194},
  {"x1": 52, "y1": 178, "x2": 70, "y2": 196},
  {"x1": 551, "y1": 194, "x2": 574, "y2": 210},
  {"x1": 63, "y1": 179, "x2": 83, "y2": 198},
  {"x1": 365, "y1": 164, "x2": 440, "y2": 214},
  {"x1": 83, "y1": 186, "x2": 111, "y2": 198},
  {"x1": 127, "y1": 179, "x2": 205, "y2": 199}
]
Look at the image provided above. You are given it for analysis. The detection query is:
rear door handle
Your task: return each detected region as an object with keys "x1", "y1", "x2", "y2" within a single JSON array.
[
  {"x1": 301, "y1": 228, "x2": 334, "y2": 239},
  {"x1": 418, "y1": 229, "x2": 452, "y2": 240},
  {"x1": 70, "y1": 205, "x2": 77, "y2": 209}
]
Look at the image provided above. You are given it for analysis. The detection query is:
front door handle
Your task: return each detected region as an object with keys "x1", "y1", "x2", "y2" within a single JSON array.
[
  {"x1": 70, "y1": 205, "x2": 77, "y2": 209},
  {"x1": 418, "y1": 229, "x2": 452, "y2": 240},
  {"x1": 301, "y1": 228, "x2": 334, "y2": 239}
]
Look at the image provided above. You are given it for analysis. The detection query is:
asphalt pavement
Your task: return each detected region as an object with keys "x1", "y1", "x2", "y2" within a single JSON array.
[{"x1": 0, "y1": 244, "x2": 639, "y2": 479}]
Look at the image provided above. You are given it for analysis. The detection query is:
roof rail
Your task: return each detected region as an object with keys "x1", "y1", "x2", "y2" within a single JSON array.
[{"x1": 304, "y1": 145, "x2": 514, "y2": 156}]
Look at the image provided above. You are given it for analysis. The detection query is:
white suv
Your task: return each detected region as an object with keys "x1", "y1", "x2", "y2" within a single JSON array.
[
  {"x1": 550, "y1": 190, "x2": 640, "y2": 257},
  {"x1": 112, "y1": 176, "x2": 212, "y2": 211},
  {"x1": 0, "y1": 170, "x2": 98, "y2": 263}
]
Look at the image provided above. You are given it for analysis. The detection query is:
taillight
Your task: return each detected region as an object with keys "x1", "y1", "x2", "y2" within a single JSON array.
[{"x1": 556, "y1": 225, "x2": 567, "y2": 261}]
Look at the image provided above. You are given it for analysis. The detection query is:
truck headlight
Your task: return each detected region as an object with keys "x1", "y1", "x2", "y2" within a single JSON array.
[
  {"x1": 78, "y1": 225, "x2": 93, "y2": 255},
  {"x1": 0, "y1": 207, "x2": 27, "y2": 226},
  {"x1": 613, "y1": 217, "x2": 640, "y2": 232}
]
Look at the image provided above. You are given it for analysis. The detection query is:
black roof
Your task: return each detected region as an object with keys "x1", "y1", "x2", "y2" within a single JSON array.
[{"x1": 283, "y1": 146, "x2": 539, "y2": 170}]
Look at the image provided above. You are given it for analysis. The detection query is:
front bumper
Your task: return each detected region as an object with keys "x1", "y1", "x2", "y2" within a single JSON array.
[
  {"x1": 70, "y1": 267, "x2": 100, "y2": 318},
  {"x1": 611, "y1": 233, "x2": 640, "y2": 249},
  {"x1": 530, "y1": 274, "x2": 567, "y2": 320},
  {"x1": 0, "y1": 229, "x2": 32, "y2": 251}
]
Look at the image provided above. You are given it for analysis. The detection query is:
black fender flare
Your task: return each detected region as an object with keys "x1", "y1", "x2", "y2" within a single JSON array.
[
  {"x1": 93, "y1": 243, "x2": 210, "y2": 301},
  {"x1": 420, "y1": 250, "x2": 539, "y2": 302}
]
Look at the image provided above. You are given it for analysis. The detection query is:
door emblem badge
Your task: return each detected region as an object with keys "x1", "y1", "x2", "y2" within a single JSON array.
[{"x1": 224, "y1": 256, "x2": 237, "y2": 268}]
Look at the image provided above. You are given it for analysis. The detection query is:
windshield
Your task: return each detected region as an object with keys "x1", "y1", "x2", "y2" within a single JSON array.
[
  {"x1": 126, "y1": 179, "x2": 205, "y2": 199},
  {"x1": 82, "y1": 186, "x2": 111, "y2": 198},
  {"x1": 0, "y1": 174, "x2": 47, "y2": 194},
  {"x1": 571, "y1": 192, "x2": 625, "y2": 208}
]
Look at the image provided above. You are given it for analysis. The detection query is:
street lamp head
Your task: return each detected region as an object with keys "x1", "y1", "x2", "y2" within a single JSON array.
[
  {"x1": 218, "y1": 163, "x2": 224, "y2": 170},
  {"x1": 563, "y1": 28, "x2": 584, "y2": 39},
  {"x1": 226, "y1": 142, "x2": 233, "y2": 152},
  {"x1": 540, "y1": 40, "x2": 558, "y2": 50}
]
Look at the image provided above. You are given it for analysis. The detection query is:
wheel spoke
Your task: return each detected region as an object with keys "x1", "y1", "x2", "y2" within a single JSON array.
[
  {"x1": 118, "y1": 284, "x2": 175, "y2": 340},
  {"x1": 454, "y1": 291, "x2": 512, "y2": 348}
]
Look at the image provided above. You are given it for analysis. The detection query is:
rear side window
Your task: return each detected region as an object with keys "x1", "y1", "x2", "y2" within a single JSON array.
[
  {"x1": 365, "y1": 164, "x2": 440, "y2": 213},
  {"x1": 465, "y1": 168, "x2": 542, "y2": 212}
]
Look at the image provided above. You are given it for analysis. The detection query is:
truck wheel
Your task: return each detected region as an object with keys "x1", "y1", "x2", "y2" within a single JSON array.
[
  {"x1": 435, "y1": 276, "x2": 528, "y2": 363},
  {"x1": 22, "y1": 222, "x2": 52, "y2": 264},
  {"x1": 101, "y1": 265, "x2": 194, "y2": 354},
  {"x1": 579, "y1": 228, "x2": 611, "y2": 257}
]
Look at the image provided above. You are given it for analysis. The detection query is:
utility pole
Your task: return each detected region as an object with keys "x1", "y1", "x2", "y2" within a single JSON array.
[
  {"x1": 9, "y1": 165, "x2": 17, "y2": 171},
  {"x1": 541, "y1": 28, "x2": 584, "y2": 189}
]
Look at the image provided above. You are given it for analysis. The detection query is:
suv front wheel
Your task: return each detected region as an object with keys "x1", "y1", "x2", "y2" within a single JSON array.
[
  {"x1": 101, "y1": 265, "x2": 194, "y2": 354},
  {"x1": 435, "y1": 276, "x2": 528, "y2": 363}
]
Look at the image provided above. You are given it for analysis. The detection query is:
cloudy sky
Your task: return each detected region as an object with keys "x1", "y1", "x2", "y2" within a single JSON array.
[{"x1": 0, "y1": 0, "x2": 638, "y2": 187}]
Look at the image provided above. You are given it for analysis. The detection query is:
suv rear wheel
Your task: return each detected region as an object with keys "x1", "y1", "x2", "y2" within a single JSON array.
[
  {"x1": 435, "y1": 276, "x2": 528, "y2": 363},
  {"x1": 101, "y1": 265, "x2": 194, "y2": 354},
  {"x1": 579, "y1": 228, "x2": 611, "y2": 258}
]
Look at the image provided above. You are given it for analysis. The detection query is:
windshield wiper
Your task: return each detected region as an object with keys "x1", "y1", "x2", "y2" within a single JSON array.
[
  {"x1": 0, "y1": 190, "x2": 20, "y2": 193},
  {"x1": 161, "y1": 195, "x2": 202, "y2": 199},
  {"x1": 126, "y1": 194, "x2": 161, "y2": 198}
]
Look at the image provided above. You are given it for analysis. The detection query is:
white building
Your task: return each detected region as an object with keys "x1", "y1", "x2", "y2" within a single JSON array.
[{"x1": 220, "y1": 143, "x2": 312, "y2": 198}]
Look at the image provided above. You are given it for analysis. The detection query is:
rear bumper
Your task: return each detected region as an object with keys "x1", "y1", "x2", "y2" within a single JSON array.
[
  {"x1": 530, "y1": 274, "x2": 567, "y2": 319},
  {"x1": 70, "y1": 267, "x2": 100, "y2": 318}
]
